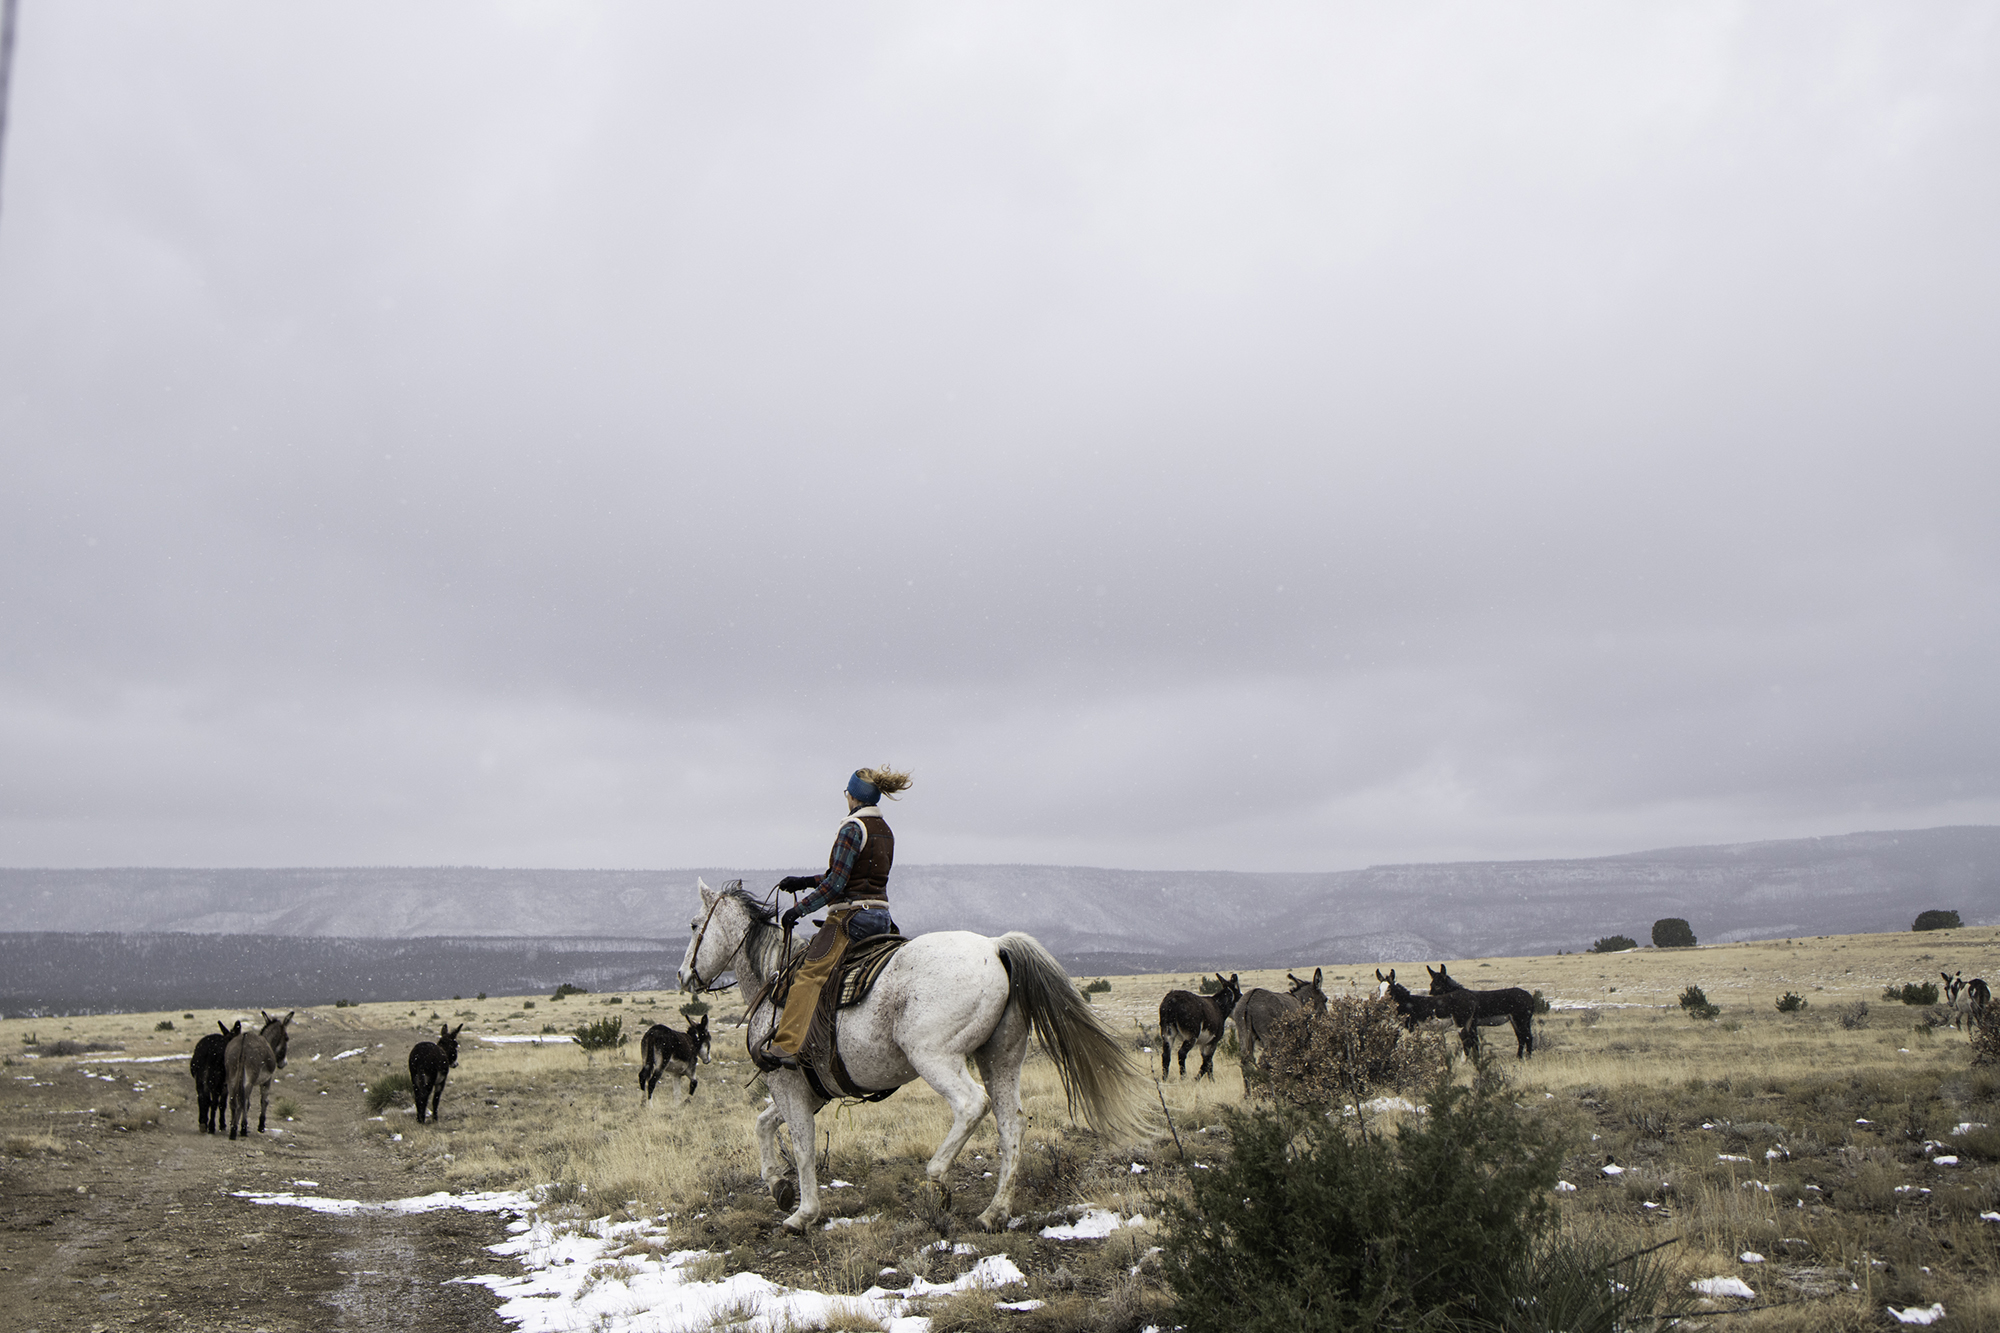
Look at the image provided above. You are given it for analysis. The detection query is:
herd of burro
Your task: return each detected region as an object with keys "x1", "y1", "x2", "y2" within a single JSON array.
[
  {"x1": 1156, "y1": 962, "x2": 1538, "y2": 1082},
  {"x1": 185, "y1": 1009, "x2": 712, "y2": 1140}
]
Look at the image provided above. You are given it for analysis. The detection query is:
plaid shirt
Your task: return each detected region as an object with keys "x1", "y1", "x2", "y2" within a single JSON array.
[{"x1": 793, "y1": 813, "x2": 872, "y2": 916}]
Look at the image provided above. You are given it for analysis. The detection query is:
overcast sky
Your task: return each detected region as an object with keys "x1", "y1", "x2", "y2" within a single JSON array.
[{"x1": 2, "y1": 3, "x2": 1996, "y2": 874}]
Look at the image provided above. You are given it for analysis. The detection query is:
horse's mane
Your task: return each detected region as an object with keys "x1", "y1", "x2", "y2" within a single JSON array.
[{"x1": 724, "y1": 884, "x2": 777, "y2": 924}]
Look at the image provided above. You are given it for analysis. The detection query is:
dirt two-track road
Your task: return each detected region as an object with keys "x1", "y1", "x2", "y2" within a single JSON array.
[{"x1": 1, "y1": 1025, "x2": 513, "y2": 1333}]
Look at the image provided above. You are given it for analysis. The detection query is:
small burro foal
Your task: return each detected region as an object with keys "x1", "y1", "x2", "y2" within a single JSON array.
[
  {"x1": 409, "y1": 1023, "x2": 463, "y2": 1125},
  {"x1": 639, "y1": 1013, "x2": 712, "y2": 1103}
]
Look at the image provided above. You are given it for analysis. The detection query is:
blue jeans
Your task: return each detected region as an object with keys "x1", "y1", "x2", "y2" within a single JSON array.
[{"x1": 846, "y1": 908, "x2": 898, "y2": 942}]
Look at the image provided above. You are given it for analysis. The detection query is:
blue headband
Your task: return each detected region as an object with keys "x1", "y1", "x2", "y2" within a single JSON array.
[{"x1": 846, "y1": 771, "x2": 880, "y2": 806}]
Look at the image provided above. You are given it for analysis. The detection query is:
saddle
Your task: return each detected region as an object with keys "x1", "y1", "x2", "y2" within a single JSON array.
[{"x1": 770, "y1": 931, "x2": 910, "y2": 1102}]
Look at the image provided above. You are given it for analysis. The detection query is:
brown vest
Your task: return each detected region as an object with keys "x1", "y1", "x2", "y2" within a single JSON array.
[{"x1": 829, "y1": 814, "x2": 893, "y2": 903}]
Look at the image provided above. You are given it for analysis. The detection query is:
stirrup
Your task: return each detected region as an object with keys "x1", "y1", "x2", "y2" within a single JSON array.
[{"x1": 751, "y1": 1038, "x2": 799, "y2": 1073}]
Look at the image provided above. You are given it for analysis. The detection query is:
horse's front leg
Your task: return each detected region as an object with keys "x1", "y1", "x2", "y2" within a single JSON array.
[
  {"x1": 754, "y1": 1100, "x2": 787, "y2": 1185},
  {"x1": 768, "y1": 1075, "x2": 823, "y2": 1232}
]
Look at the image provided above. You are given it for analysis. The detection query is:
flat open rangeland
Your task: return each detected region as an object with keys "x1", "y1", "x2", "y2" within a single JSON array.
[{"x1": 4, "y1": 925, "x2": 1999, "y2": 1331}]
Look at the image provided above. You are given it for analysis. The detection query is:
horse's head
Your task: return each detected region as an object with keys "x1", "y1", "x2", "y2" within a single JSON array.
[
  {"x1": 689, "y1": 1012, "x2": 712, "y2": 1064},
  {"x1": 260, "y1": 1010, "x2": 295, "y2": 1067},
  {"x1": 439, "y1": 1022, "x2": 463, "y2": 1067},
  {"x1": 1210, "y1": 973, "x2": 1243, "y2": 1017},
  {"x1": 1426, "y1": 964, "x2": 1462, "y2": 995},
  {"x1": 680, "y1": 879, "x2": 756, "y2": 994}
]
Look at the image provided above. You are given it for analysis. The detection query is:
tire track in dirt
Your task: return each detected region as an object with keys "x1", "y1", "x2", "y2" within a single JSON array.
[{"x1": 1, "y1": 1027, "x2": 516, "y2": 1332}]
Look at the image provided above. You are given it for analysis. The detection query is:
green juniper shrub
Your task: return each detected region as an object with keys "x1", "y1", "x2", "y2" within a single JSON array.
[
  {"x1": 1082, "y1": 978, "x2": 1113, "y2": 994},
  {"x1": 476, "y1": 992, "x2": 487, "y2": 1001},
  {"x1": 1163, "y1": 1065, "x2": 1681, "y2": 1333},
  {"x1": 334, "y1": 999, "x2": 354, "y2": 1008},
  {"x1": 573, "y1": 1016, "x2": 625, "y2": 1051},
  {"x1": 1883, "y1": 981, "x2": 1941, "y2": 1006},
  {"x1": 1589, "y1": 935, "x2": 1637, "y2": 953},
  {"x1": 1531, "y1": 990, "x2": 1551, "y2": 1015},
  {"x1": 551, "y1": 983, "x2": 588, "y2": 1000},
  {"x1": 1776, "y1": 992, "x2": 1808, "y2": 1013},
  {"x1": 1651, "y1": 918, "x2": 1697, "y2": 949},
  {"x1": 1677, "y1": 985, "x2": 1719, "y2": 1019},
  {"x1": 1913, "y1": 909, "x2": 1962, "y2": 932},
  {"x1": 154, "y1": 1019, "x2": 175, "y2": 1031},
  {"x1": 679, "y1": 999, "x2": 710, "y2": 1021},
  {"x1": 1835, "y1": 1001, "x2": 1869, "y2": 1030}
]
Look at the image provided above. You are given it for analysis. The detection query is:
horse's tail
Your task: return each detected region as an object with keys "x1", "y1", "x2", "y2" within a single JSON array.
[{"x1": 995, "y1": 932, "x2": 1159, "y2": 1144}]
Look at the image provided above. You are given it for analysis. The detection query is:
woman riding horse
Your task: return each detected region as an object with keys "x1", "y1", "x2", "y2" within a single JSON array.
[{"x1": 756, "y1": 765, "x2": 913, "y2": 1071}]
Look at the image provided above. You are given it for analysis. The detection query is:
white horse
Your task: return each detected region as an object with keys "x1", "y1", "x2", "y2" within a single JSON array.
[{"x1": 677, "y1": 881, "x2": 1156, "y2": 1232}]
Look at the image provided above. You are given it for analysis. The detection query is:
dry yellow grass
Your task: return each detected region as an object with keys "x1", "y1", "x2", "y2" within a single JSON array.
[{"x1": 8, "y1": 926, "x2": 2000, "y2": 1328}]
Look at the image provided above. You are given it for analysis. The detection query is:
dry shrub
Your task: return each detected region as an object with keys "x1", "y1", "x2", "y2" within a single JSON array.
[
  {"x1": 1258, "y1": 995, "x2": 1450, "y2": 1108},
  {"x1": 1972, "y1": 1009, "x2": 2000, "y2": 1065}
]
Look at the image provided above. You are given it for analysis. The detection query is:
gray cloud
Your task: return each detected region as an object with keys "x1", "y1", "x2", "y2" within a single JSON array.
[{"x1": 2, "y1": 3, "x2": 1997, "y2": 871}]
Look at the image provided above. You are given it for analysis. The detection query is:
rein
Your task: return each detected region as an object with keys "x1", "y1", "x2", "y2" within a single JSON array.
[{"x1": 683, "y1": 887, "x2": 732, "y2": 995}]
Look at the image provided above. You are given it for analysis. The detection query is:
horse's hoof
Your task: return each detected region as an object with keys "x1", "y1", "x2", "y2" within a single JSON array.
[
  {"x1": 771, "y1": 1177, "x2": 799, "y2": 1212},
  {"x1": 976, "y1": 1207, "x2": 1007, "y2": 1232},
  {"x1": 782, "y1": 1212, "x2": 811, "y2": 1234}
]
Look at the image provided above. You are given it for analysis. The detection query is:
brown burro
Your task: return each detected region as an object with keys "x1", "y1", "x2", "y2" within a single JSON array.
[{"x1": 224, "y1": 1009, "x2": 294, "y2": 1141}]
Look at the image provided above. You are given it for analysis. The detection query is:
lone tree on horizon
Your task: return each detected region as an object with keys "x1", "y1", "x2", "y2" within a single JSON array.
[
  {"x1": 1652, "y1": 917, "x2": 1697, "y2": 949},
  {"x1": 1914, "y1": 909, "x2": 1963, "y2": 932}
]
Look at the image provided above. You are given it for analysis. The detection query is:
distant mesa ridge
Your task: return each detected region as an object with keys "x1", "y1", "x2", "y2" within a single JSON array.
[{"x1": 1, "y1": 825, "x2": 1996, "y2": 1014}]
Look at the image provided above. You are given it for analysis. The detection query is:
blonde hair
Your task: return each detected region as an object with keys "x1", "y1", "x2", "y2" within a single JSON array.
[{"x1": 857, "y1": 766, "x2": 913, "y2": 799}]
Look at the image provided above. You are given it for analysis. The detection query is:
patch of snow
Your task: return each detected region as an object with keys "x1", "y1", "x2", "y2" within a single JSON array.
[
  {"x1": 79, "y1": 1054, "x2": 183, "y2": 1064},
  {"x1": 1765, "y1": 1148, "x2": 1787, "y2": 1160},
  {"x1": 1934, "y1": 1155, "x2": 1961, "y2": 1166},
  {"x1": 1856, "y1": 1118, "x2": 1873, "y2": 1125},
  {"x1": 1954, "y1": 1122, "x2": 1988, "y2": 1136},
  {"x1": 1041, "y1": 1209, "x2": 1146, "y2": 1240},
  {"x1": 235, "y1": 1189, "x2": 533, "y2": 1216},
  {"x1": 823, "y1": 1214, "x2": 881, "y2": 1230},
  {"x1": 1555, "y1": 1181, "x2": 1577, "y2": 1193},
  {"x1": 1740, "y1": 1252, "x2": 1764, "y2": 1264},
  {"x1": 1981, "y1": 1211, "x2": 2000, "y2": 1222},
  {"x1": 1130, "y1": 1163, "x2": 1147, "y2": 1174},
  {"x1": 1888, "y1": 1303, "x2": 1946, "y2": 1325},
  {"x1": 331, "y1": 1048, "x2": 368, "y2": 1060},
  {"x1": 1601, "y1": 1164, "x2": 1625, "y2": 1177},
  {"x1": 1717, "y1": 1154, "x2": 1750, "y2": 1163},
  {"x1": 996, "y1": 1299, "x2": 1046, "y2": 1311},
  {"x1": 927, "y1": 1239, "x2": 978, "y2": 1255},
  {"x1": 480, "y1": 1035, "x2": 578, "y2": 1044},
  {"x1": 1360, "y1": 1096, "x2": 1422, "y2": 1114},
  {"x1": 1692, "y1": 1276, "x2": 1756, "y2": 1299}
]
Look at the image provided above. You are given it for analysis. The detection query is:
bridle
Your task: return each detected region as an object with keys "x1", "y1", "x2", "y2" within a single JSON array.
[
  {"x1": 684, "y1": 881, "x2": 785, "y2": 996},
  {"x1": 683, "y1": 889, "x2": 733, "y2": 996}
]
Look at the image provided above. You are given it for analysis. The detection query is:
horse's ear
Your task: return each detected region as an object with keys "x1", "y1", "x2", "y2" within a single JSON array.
[
  {"x1": 450, "y1": 1023, "x2": 463, "y2": 1038},
  {"x1": 1229, "y1": 973, "x2": 1238, "y2": 985},
  {"x1": 1313, "y1": 968, "x2": 1323, "y2": 984},
  {"x1": 282, "y1": 1011, "x2": 295, "y2": 1026},
  {"x1": 700, "y1": 883, "x2": 716, "y2": 907}
]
